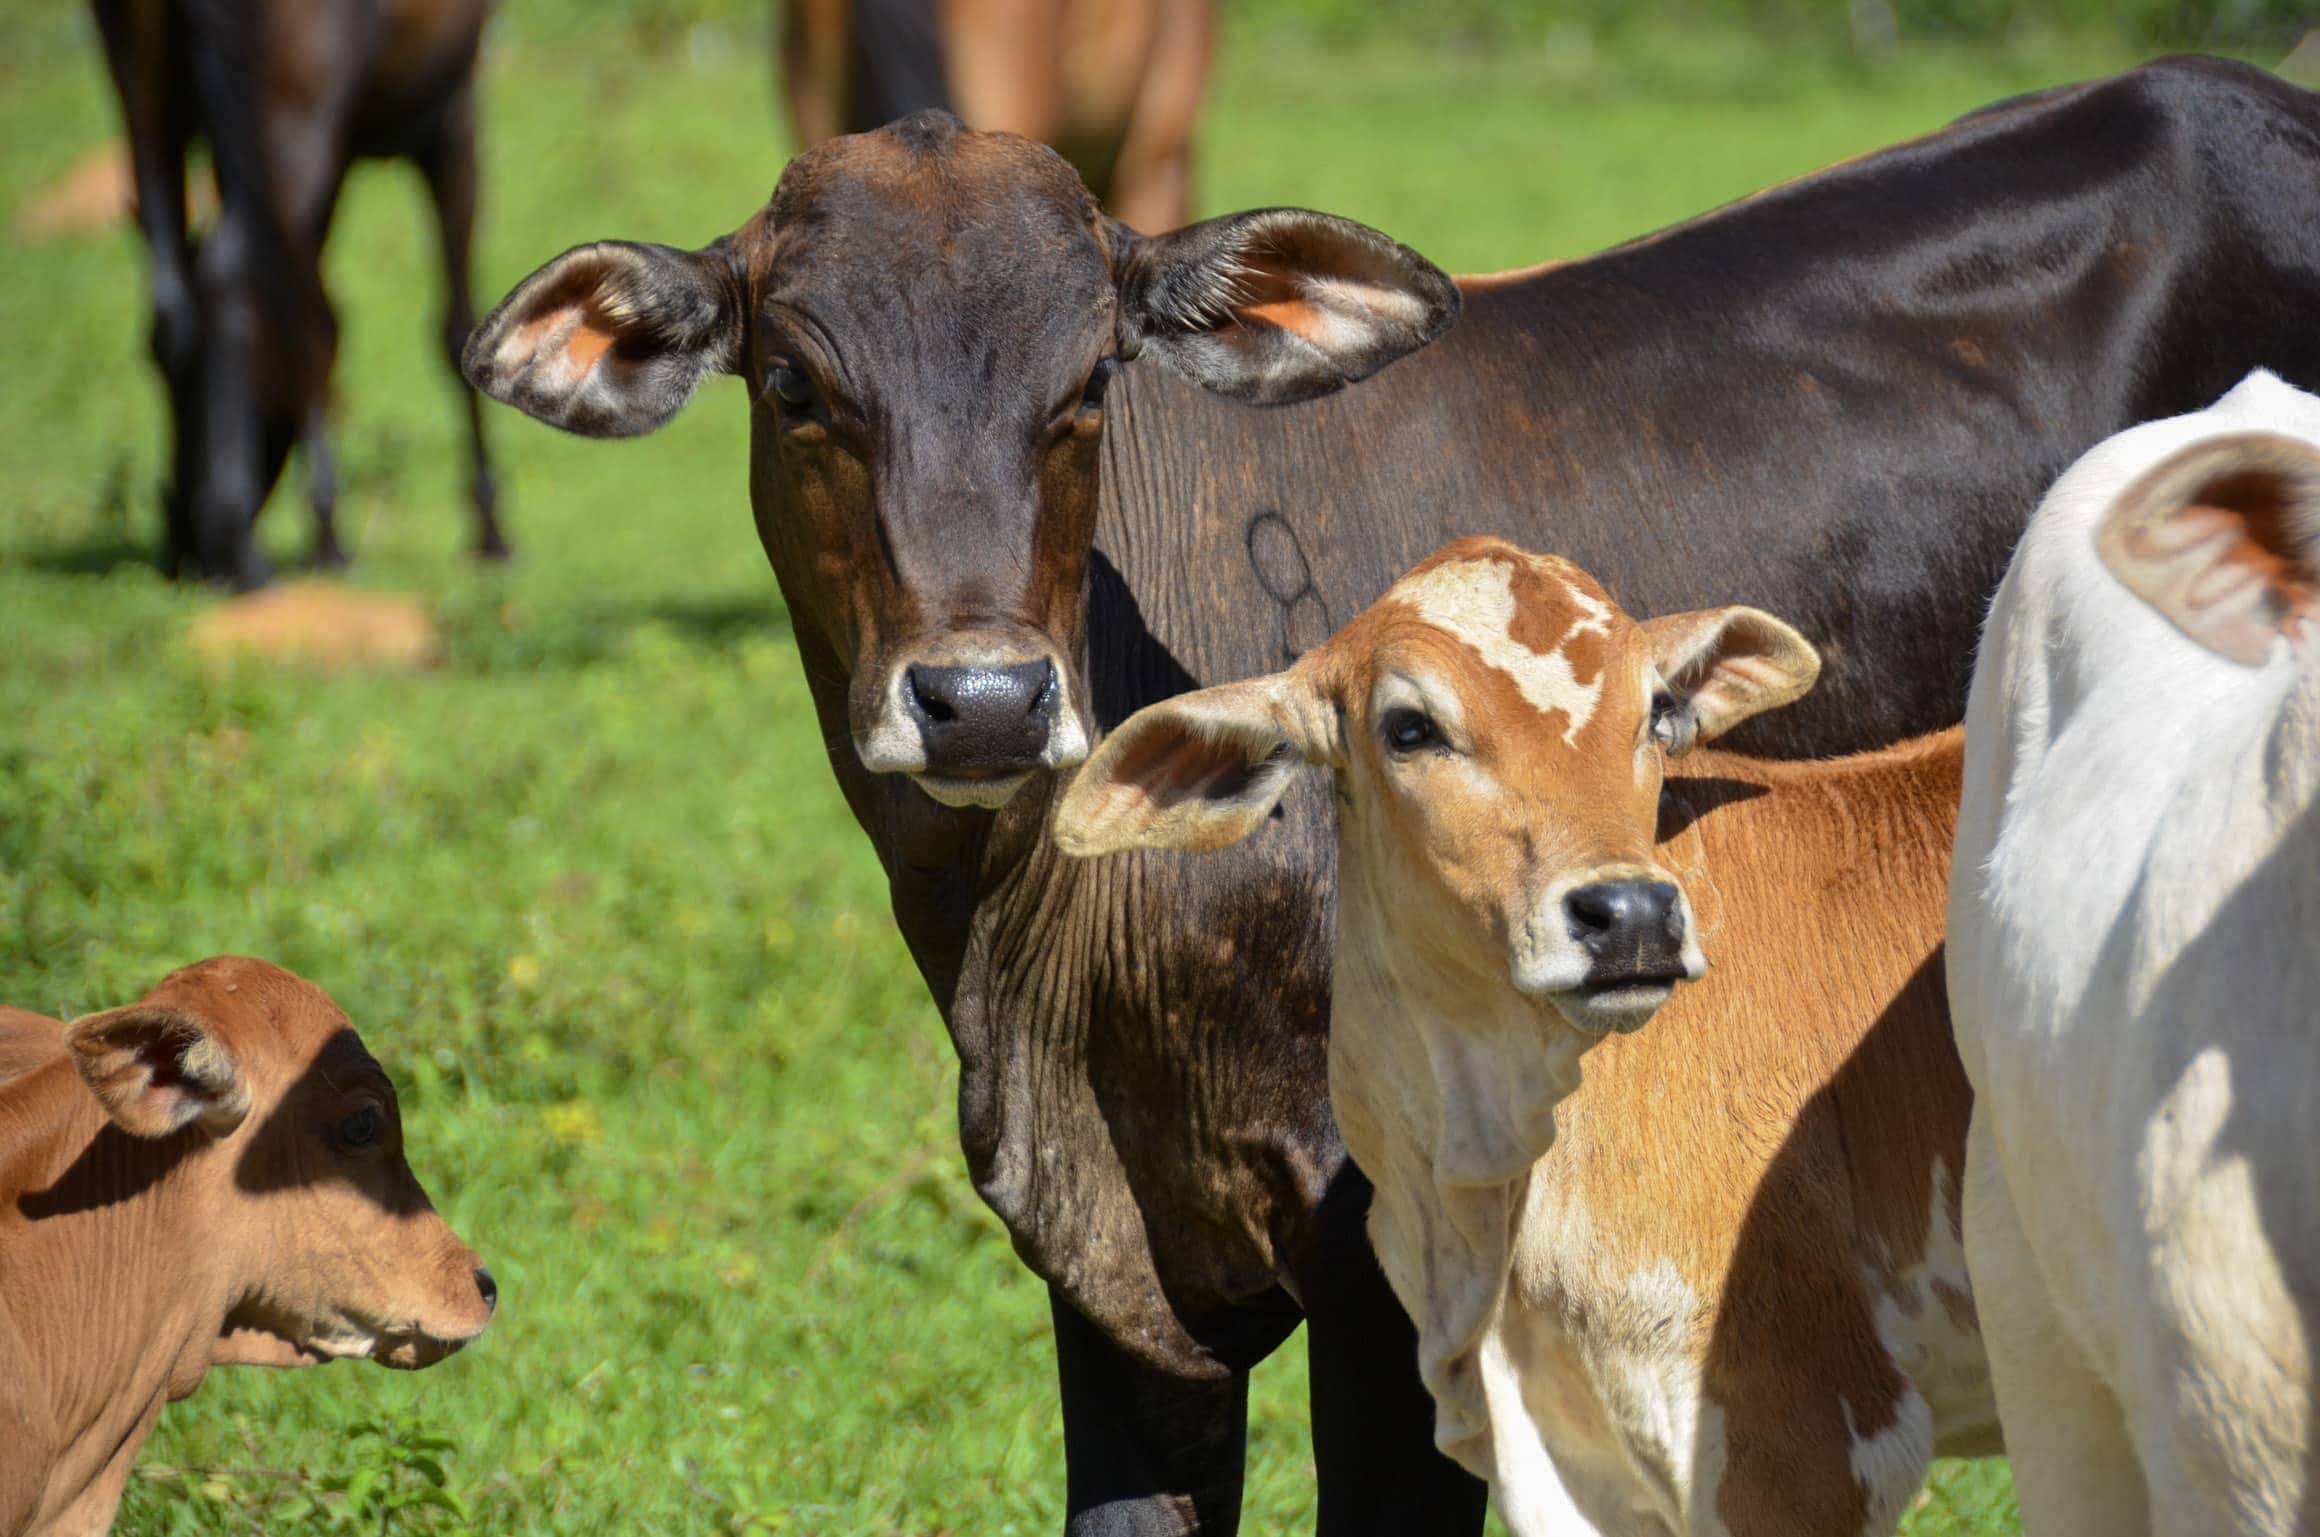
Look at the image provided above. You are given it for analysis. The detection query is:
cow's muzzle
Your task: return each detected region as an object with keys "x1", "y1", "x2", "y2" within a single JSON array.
[
  {"x1": 856, "y1": 644, "x2": 1091, "y2": 808},
  {"x1": 1512, "y1": 870, "x2": 1707, "y2": 1036}
]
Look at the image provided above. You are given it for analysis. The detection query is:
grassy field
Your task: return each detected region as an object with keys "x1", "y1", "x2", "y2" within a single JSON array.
[{"x1": 0, "y1": 4, "x2": 2192, "y2": 1531}]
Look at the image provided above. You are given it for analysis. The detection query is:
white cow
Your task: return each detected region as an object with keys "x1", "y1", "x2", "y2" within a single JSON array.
[{"x1": 1949, "y1": 368, "x2": 2320, "y2": 1535}]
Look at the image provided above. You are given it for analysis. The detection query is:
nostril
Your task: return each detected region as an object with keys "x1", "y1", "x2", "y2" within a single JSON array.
[
  {"x1": 907, "y1": 667, "x2": 958, "y2": 724},
  {"x1": 1564, "y1": 886, "x2": 1617, "y2": 938},
  {"x1": 475, "y1": 1267, "x2": 498, "y2": 1313}
]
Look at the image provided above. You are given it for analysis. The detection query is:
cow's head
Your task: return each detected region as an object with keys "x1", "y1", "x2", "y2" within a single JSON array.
[
  {"x1": 465, "y1": 112, "x2": 1456, "y2": 810},
  {"x1": 1054, "y1": 537, "x2": 1820, "y2": 1037},
  {"x1": 64, "y1": 957, "x2": 495, "y2": 1370}
]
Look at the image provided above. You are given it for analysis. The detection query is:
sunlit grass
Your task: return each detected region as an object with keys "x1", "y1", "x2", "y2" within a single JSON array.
[{"x1": 0, "y1": 2, "x2": 2188, "y2": 1527}]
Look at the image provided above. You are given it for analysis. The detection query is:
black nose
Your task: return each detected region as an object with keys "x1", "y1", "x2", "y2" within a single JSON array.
[
  {"x1": 904, "y1": 660, "x2": 1057, "y2": 773},
  {"x1": 475, "y1": 1267, "x2": 498, "y2": 1314},
  {"x1": 1563, "y1": 880, "x2": 1687, "y2": 980}
]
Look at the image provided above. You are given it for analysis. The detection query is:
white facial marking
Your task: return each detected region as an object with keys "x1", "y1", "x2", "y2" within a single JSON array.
[
  {"x1": 856, "y1": 667, "x2": 932, "y2": 776},
  {"x1": 1395, "y1": 559, "x2": 1611, "y2": 745}
]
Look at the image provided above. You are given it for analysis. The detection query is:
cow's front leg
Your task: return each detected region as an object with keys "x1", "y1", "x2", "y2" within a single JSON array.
[
  {"x1": 1298, "y1": 1165, "x2": 1490, "y2": 1537},
  {"x1": 1051, "y1": 1288, "x2": 1249, "y2": 1535}
]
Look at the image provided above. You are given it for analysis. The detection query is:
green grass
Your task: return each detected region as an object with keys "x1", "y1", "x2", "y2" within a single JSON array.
[{"x1": 0, "y1": 3, "x2": 2193, "y2": 1529}]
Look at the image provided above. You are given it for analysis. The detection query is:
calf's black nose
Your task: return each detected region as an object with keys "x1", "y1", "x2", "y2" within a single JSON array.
[
  {"x1": 475, "y1": 1267, "x2": 499, "y2": 1314},
  {"x1": 905, "y1": 660, "x2": 1056, "y2": 772},
  {"x1": 1564, "y1": 880, "x2": 1686, "y2": 979}
]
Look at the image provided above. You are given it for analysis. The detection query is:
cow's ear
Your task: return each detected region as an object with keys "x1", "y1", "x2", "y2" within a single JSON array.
[
  {"x1": 1054, "y1": 671, "x2": 1339, "y2": 856},
  {"x1": 1113, "y1": 209, "x2": 1459, "y2": 406},
  {"x1": 65, "y1": 1003, "x2": 250, "y2": 1138},
  {"x1": 1640, "y1": 607, "x2": 1820, "y2": 752},
  {"x1": 463, "y1": 239, "x2": 743, "y2": 438},
  {"x1": 2096, "y1": 430, "x2": 2320, "y2": 665}
]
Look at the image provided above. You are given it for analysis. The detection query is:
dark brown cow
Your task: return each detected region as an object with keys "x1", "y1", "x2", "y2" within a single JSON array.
[
  {"x1": 465, "y1": 60, "x2": 2320, "y2": 1535},
  {"x1": 0, "y1": 958, "x2": 494, "y2": 1537},
  {"x1": 781, "y1": 0, "x2": 1211, "y2": 229},
  {"x1": 93, "y1": 0, "x2": 506, "y2": 588}
]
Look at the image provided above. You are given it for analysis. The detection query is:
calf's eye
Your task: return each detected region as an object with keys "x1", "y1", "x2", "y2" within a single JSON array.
[
  {"x1": 765, "y1": 363, "x2": 815, "y2": 411},
  {"x1": 1381, "y1": 708, "x2": 1440, "y2": 754},
  {"x1": 1650, "y1": 694, "x2": 1698, "y2": 756},
  {"x1": 335, "y1": 1106, "x2": 381, "y2": 1149}
]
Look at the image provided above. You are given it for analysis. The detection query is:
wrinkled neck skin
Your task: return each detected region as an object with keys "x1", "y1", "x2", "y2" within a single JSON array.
[
  {"x1": 1328, "y1": 828, "x2": 1591, "y2": 1480},
  {"x1": 0, "y1": 1060, "x2": 247, "y2": 1537},
  {"x1": 750, "y1": 388, "x2": 1333, "y2": 1377}
]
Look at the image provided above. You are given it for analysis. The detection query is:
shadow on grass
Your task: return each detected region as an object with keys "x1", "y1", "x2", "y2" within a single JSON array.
[
  {"x1": 438, "y1": 592, "x2": 794, "y2": 673},
  {"x1": 12, "y1": 530, "x2": 165, "y2": 579}
]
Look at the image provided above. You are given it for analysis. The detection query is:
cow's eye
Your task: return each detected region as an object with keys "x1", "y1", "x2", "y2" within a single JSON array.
[
  {"x1": 335, "y1": 1106, "x2": 381, "y2": 1150},
  {"x1": 1650, "y1": 693, "x2": 1697, "y2": 755},
  {"x1": 765, "y1": 362, "x2": 815, "y2": 411},
  {"x1": 1381, "y1": 708, "x2": 1440, "y2": 754},
  {"x1": 1080, "y1": 357, "x2": 1117, "y2": 414}
]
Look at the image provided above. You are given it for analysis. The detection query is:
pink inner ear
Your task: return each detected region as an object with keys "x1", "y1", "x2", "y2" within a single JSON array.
[
  {"x1": 1239, "y1": 297, "x2": 1330, "y2": 342},
  {"x1": 1109, "y1": 726, "x2": 1263, "y2": 812},
  {"x1": 2104, "y1": 492, "x2": 2316, "y2": 665},
  {"x1": 505, "y1": 306, "x2": 619, "y2": 388},
  {"x1": 562, "y1": 321, "x2": 617, "y2": 375}
]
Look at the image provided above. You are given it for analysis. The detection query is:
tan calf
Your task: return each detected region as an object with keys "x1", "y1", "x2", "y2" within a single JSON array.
[
  {"x1": 1057, "y1": 537, "x2": 1995, "y2": 1534},
  {"x1": 0, "y1": 958, "x2": 494, "y2": 1537}
]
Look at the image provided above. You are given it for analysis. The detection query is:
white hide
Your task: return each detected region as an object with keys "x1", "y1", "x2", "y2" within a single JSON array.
[
  {"x1": 1395, "y1": 558, "x2": 1613, "y2": 745},
  {"x1": 1949, "y1": 369, "x2": 2320, "y2": 1537}
]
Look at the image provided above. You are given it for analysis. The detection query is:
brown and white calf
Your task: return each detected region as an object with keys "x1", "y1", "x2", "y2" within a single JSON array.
[
  {"x1": 0, "y1": 957, "x2": 495, "y2": 1537},
  {"x1": 1056, "y1": 537, "x2": 1997, "y2": 1534}
]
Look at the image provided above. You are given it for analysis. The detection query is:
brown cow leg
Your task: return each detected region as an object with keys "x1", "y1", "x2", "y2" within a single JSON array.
[
  {"x1": 1296, "y1": 1163, "x2": 1490, "y2": 1536},
  {"x1": 1051, "y1": 1289, "x2": 1248, "y2": 1535},
  {"x1": 418, "y1": 80, "x2": 507, "y2": 561},
  {"x1": 1103, "y1": 0, "x2": 1210, "y2": 232}
]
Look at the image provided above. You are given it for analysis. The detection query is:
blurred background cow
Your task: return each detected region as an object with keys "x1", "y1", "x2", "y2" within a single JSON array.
[
  {"x1": 780, "y1": 0, "x2": 1211, "y2": 228},
  {"x1": 90, "y1": 0, "x2": 505, "y2": 589}
]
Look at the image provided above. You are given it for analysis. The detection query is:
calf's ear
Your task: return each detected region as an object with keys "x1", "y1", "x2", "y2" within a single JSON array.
[
  {"x1": 463, "y1": 240, "x2": 743, "y2": 438},
  {"x1": 1054, "y1": 672, "x2": 1339, "y2": 856},
  {"x1": 1641, "y1": 607, "x2": 1820, "y2": 751},
  {"x1": 1114, "y1": 208, "x2": 1459, "y2": 406},
  {"x1": 65, "y1": 1003, "x2": 250, "y2": 1138},
  {"x1": 2096, "y1": 430, "x2": 2320, "y2": 665}
]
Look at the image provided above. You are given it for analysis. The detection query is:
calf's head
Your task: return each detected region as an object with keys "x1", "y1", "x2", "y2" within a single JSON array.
[
  {"x1": 465, "y1": 111, "x2": 1456, "y2": 809},
  {"x1": 1055, "y1": 537, "x2": 1819, "y2": 1036},
  {"x1": 64, "y1": 957, "x2": 494, "y2": 1369}
]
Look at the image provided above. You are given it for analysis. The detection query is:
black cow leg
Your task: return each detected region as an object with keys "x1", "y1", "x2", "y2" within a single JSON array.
[
  {"x1": 305, "y1": 404, "x2": 346, "y2": 569},
  {"x1": 419, "y1": 80, "x2": 508, "y2": 562},
  {"x1": 1051, "y1": 1289, "x2": 1249, "y2": 1536},
  {"x1": 1299, "y1": 1167, "x2": 1490, "y2": 1537}
]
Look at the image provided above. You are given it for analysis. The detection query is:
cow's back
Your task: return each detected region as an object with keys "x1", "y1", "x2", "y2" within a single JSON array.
[{"x1": 1098, "y1": 57, "x2": 2320, "y2": 760}]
